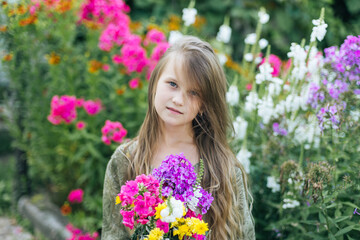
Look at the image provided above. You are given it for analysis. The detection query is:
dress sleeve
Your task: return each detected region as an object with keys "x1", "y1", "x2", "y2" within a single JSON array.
[
  {"x1": 235, "y1": 167, "x2": 256, "y2": 240},
  {"x1": 102, "y1": 145, "x2": 131, "y2": 240}
]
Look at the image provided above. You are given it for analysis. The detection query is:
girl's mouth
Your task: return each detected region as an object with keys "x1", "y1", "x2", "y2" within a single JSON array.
[{"x1": 167, "y1": 107, "x2": 183, "y2": 114}]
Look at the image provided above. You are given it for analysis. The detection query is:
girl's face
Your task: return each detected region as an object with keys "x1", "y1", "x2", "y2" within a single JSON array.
[{"x1": 154, "y1": 55, "x2": 202, "y2": 131}]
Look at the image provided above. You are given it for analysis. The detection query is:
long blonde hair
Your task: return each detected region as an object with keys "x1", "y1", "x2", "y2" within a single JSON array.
[{"x1": 126, "y1": 36, "x2": 250, "y2": 239}]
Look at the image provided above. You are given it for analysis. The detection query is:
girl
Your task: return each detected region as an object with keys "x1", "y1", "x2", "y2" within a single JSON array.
[{"x1": 102, "y1": 36, "x2": 255, "y2": 239}]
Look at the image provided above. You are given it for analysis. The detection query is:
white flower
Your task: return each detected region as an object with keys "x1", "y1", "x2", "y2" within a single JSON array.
[
  {"x1": 236, "y1": 148, "x2": 251, "y2": 173},
  {"x1": 244, "y1": 92, "x2": 258, "y2": 112},
  {"x1": 244, "y1": 33, "x2": 257, "y2": 45},
  {"x1": 168, "y1": 31, "x2": 183, "y2": 45},
  {"x1": 226, "y1": 85, "x2": 240, "y2": 106},
  {"x1": 216, "y1": 25, "x2": 232, "y2": 43},
  {"x1": 258, "y1": 9, "x2": 270, "y2": 24},
  {"x1": 254, "y1": 56, "x2": 263, "y2": 64},
  {"x1": 310, "y1": 18, "x2": 327, "y2": 42},
  {"x1": 350, "y1": 110, "x2": 360, "y2": 122},
  {"x1": 182, "y1": 8, "x2": 197, "y2": 26},
  {"x1": 217, "y1": 53, "x2": 228, "y2": 66},
  {"x1": 267, "y1": 77, "x2": 283, "y2": 96},
  {"x1": 187, "y1": 188, "x2": 202, "y2": 212},
  {"x1": 282, "y1": 199, "x2": 300, "y2": 209},
  {"x1": 257, "y1": 95, "x2": 274, "y2": 124},
  {"x1": 266, "y1": 176, "x2": 280, "y2": 193},
  {"x1": 233, "y1": 116, "x2": 248, "y2": 140},
  {"x1": 287, "y1": 43, "x2": 306, "y2": 66},
  {"x1": 256, "y1": 63, "x2": 273, "y2": 84},
  {"x1": 259, "y1": 38, "x2": 268, "y2": 49},
  {"x1": 161, "y1": 197, "x2": 184, "y2": 223},
  {"x1": 244, "y1": 53, "x2": 253, "y2": 62}
]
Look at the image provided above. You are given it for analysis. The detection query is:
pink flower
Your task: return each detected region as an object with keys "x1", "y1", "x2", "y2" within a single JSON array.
[
  {"x1": 48, "y1": 95, "x2": 77, "y2": 125},
  {"x1": 129, "y1": 78, "x2": 140, "y2": 89},
  {"x1": 260, "y1": 54, "x2": 282, "y2": 77},
  {"x1": 76, "y1": 98, "x2": 85, "y2": 108},
  {"x1": 246, "y1": 83, "x2": 253, "y2": 91},
  {"x1": 122, "y1": 180, "x2": 139, "y2": 197},
  {"x1": 144, "y1": 29, "x2": 166, "y2": 45},
  {"x1": 101, "y1": 120, "x2": 128, "y2": 145},
  {"x1": 102, "y1": 64, "x2": 110, "y2": 71},
  {"x1": 68, "y1": 189, "x2": 84, "y2": 204},
  {"x1": 134, "y1": 196, "x2": 149, "y2": 216},
  {"x1": 156, "y1": 219, "x2": 169, "y2": 233},
  {"x1": 120, "y1": 210, "x2": 135, "y2": 229},
  {"x1": 83, "y1": 99, "x2": 102, "y2": 115},
  {"x1": 119, "y1": 43, "x2": 148, "y2": 73},
  {"x1": 76, "y1": 121, "x2": 86, "y2": 130},
  {"x1": 137, "y1": 218, "x2": 149, "y2": 225},
  {"x1": 99, "y1": 22, "x2": 131, "y2": 51},
  {"x1": 112, "y1": 55, "x2": 122, "y2": 64}
]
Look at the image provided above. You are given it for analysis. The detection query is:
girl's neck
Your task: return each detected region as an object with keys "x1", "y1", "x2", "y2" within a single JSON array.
[{"x1": 159, "y1": 124, "x2": 195, "y2": 147}]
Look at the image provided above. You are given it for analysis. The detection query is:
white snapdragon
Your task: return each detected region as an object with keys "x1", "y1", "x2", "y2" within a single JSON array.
[
  {"x1": 244, "y1": 33, "x2": 257, "y2": 45},
  {"x1": 182, "y1": 8, "x2": 197, "y2": 26},
  {"x1": 310, "y1": 18, "x2": 327, "y2": 42},
  {"x1": 244, "y1": 92, "x2": 259, "y2": 112},
  {"x1": 226, "y1": 85, "x2": 240, "y2": 106},
  {"x1": 168, "y1": 31, "x2": 184, "y2": 45},
  {"x1": 244, "y1": 53, "x2": 253, "y2": 62},
  {"x1": 217, "y1": 53, "x2": 228, "y2": 66},
  {"x1": 259, "y1": 38, "x2": 268, "y2": 49},
  {"x1": 216, "y1": 25, "x2": 232, "y2": 43},
  {"x1": 266, "y1": 176, "x2": 280, "y2": 193},
  {"x1": 287, "y1": 43, "x2": 307, "y2": 66},
  {"x1": 267, "y1": 77, "x2": 283, "y2": 96},
  {"x1": 257, "y1": 95, "x2": 274, "y2": 124},
  {"x1": 236, "y1": 148, "x2": 251, "y2": 173},
  {"x1": 256, "y1": 62, "x2": 273, "y2": 84},
  {"x1": 258, "y1": 9, "x2": 270, "y2": 24},
  {"x1": 160, "y1": 197, "x2": 184, "y2": 223},
  {"x1": 233, "y1": 116, "x2": 248, "y2": 140},
  {"x1": 282, "y1": 198, "x2": 300, "y2": 209}
]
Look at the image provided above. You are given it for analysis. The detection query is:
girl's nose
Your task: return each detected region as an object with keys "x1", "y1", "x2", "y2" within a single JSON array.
[{"x1": 172, "y1": 92, "x2": 184, "y2": 106}]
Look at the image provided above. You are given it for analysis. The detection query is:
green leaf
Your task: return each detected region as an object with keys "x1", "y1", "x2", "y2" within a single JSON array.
[
  {"x1": 334, "y1": 225, "x2": 355, "y2": 237},
  {"x1": 334, "y1": 216, "x2": 350, "y2": 223}
]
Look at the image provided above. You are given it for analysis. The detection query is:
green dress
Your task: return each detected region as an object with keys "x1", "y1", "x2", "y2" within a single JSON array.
[{"x1": 102, "y1": 141, "x2": 256, "y2": 240}]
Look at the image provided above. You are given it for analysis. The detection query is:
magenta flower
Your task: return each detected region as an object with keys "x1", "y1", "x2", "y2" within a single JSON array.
[
  {"x1": 66, "y1": 224, "x2": 99, "y2": 240},
  {"x1": 260, "y1": 54, "x2": 282, "y2": 77},
  {"x1": 118, "y1": 43, "x2": 149, "y2": 73},
  {"x1": 156, "y1": 219, "x2": 169, "y2": 233},
  {"x1": 48, "y1": 95, "x2": 77, "y2": 125},
  {"x1": 129, "y1": 78, "x2": 140, "y2": 89},
  {"x1": 101, "y1": 120, "x2": 128, "y2": 145},
  {"x1": 144, "y1": 29, "x2": 166, "y2": 46},
  {"x1": 76, "y1": 121, "x2": 86, "y2": 130},
  {"x1": 120, "y1": 210, "x2": 135, "y2": 229},
  {"x1": 68, "y1": 189, "x2": 84, "y2": 204},
  {"x1": 83, "y1": 99, "x2": 102, "y2": 115}
]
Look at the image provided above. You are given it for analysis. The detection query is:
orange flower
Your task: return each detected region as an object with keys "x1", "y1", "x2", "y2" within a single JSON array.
[
  {"x1": 147, "y1": 23, "x2": 162, "y2": 32},
  {"x1": 19, "y1": 15, "x2": 37, "y2": 26},
  {"x1": 17, "y1": 4, "x2": 27, "y2": 15},
  {"x1": 61, "y1": 203, "x2": 72, "y2": 216},
  {"x1": 167, "y1": 14, "x2": 181, "y2": 31},
  {"x1": 0, "y1": 25, "x2": 7, "y2": 32},
  {"x1": 88, "y1": 60, "x2": 103, "y2": 73},
  {"x1": 194, "y1": 15, "x2": 206, "y2": 30},
  {"x1": 55, "y1": 0, "x2": 72, "y2": 13},
  {"x1": 130, "y1": 21, "x2": 142, "y2": 32},
  {"x1": 83, "y1": 20, "x2": 101, "y2": 30},
  {"x1": 47, "y1": 52, "x2": 61, "y2": 65},
  {"x1": 2, "y1": 1, "x2": 7, "y2": 7},
  {"x1": 116, "y1": 86, "x2": 126, "y2": 95},
  {"x1": 3, "y1": 54, "x2": 13, "y2": 61}
]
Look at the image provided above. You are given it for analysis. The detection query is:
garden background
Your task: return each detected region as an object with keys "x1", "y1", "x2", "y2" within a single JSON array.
[{"x1": 0, "y1": 0, "x2": 360, "y2": 239}]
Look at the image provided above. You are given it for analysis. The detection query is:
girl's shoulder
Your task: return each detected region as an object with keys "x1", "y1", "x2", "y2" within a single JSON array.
[{"x1": 108, "y1": 139, "x2": 138, "y2": 167}]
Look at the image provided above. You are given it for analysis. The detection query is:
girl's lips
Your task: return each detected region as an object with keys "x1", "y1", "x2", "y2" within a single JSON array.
[{"x1": 166, "y1": 107, "x2": 183, "y2": 114}]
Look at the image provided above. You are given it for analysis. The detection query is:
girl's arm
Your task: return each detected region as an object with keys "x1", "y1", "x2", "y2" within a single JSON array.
[
  {"x1": 235, "y1": 167, "x2": 256, "y2": 240},
  {"x1": 102, "y1": 146, "x2": 131, "y2": 240}
]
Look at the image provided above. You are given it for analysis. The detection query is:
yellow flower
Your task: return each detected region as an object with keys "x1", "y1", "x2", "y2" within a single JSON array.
[
  {"x1": 88, "y1": 59, "x2": 103, "y2": 73},
  {"x1": 173, "y1": 224, "x2": 191, "y2": 239},
  {"x1": 148, "y1": 228, "x2": 164, "y2": 240},
  {"x1": 167, "y1": 14, "x2": 181, "y2": 31},
  {"x1": 115, "y1": 195, "x2": 121, "y2": 205},
  {"x1": 155, "y1": 202, "x2": 166, "y2": 219},
  {"x1": 2, "y1": 53, "x2": 13, "y2": 61},
  {"x1": 0, "y1": 25, "x2": 7, "y2": 32},
  {"x1": 193, "y1": 220, "x2": 208, "y2": 235}
]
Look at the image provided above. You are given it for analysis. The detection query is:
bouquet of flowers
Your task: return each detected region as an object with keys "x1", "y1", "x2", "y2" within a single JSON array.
[{"x1": 116, "y1": 153, "x2": 213, "y2": 240}]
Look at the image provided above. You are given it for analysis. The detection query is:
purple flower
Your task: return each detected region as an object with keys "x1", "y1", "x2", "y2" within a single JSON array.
[
  {"x1": 354, "y1": 89, "x2": 360, "y2": 95},
  {"x1": 354, "y1": 208, "x2": 360, "y2": 215},
  {"x1": 272, "y1": 122, "x2": 288, "y2": 136},
  {"x1": 198, "y1": 188, "x2": 214, "y2": 214}
]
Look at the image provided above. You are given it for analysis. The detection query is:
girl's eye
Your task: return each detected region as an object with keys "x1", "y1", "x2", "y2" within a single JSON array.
[
  {"x1": 169, "y1": 81, "x2": 177, "y2": 87},
  {"x1": 189, "y1": 90, "x2": 198, "y2": 96}
]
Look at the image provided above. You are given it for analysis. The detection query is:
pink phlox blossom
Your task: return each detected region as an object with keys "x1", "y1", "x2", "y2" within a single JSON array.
[
  {"x1": 134, "y1": 195, "x2": 149, "y2": 216},
  {"x1": 185, "y1": 209, "x2": 202, "y2": 220},
  {"x1": 101, "y1": 120, "x2": 128, "y2": 145},
  {"x1": 122, "y1": 180, "x2": 139, "y2": 197},
  {"x1": 129, "y1": 78, "x2": 140, "y2": 89},
  {"x1": 83, "y1": 99, "x2": 102, "y2": 115},
  {"x1": 119, "y1": 43, "x2": 149, "y2": 73},
  {"x1": 76, "y1": 98, "x2": 85, "y2": 108},
  {"x1": 99, "y1": 22, "x2": 130, "y2": 51},
  {"x1": 156, "y1": 219, "x2": 169, "y2": 233},
  {"x1": 66, "y1": 224, "x2": 99, "y2": 240},
  {"x1": 48, "y1": 95, "x2": 77, "y2": 125},
  {"x1": 68, "y1": 189, "x2": 84, "y2": 204},
  {"x1": 120, "y1": 210, "x2": 135, "y2": 229},
  {"x1": 260, "y1": 54, "x2": 282, "y2": 77},
  {"x1": 112, "y1": 54, "x2": 122, "y2": 64},
  {"x1": 144, "y1": 29, "x2": 166, "y2": 46},
  {"x1": 76, "y1": 121, "x2": 86, "y2": 130},
  {"x1": 102, "y1": 64, "x2": 110, "y2": 71}
]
